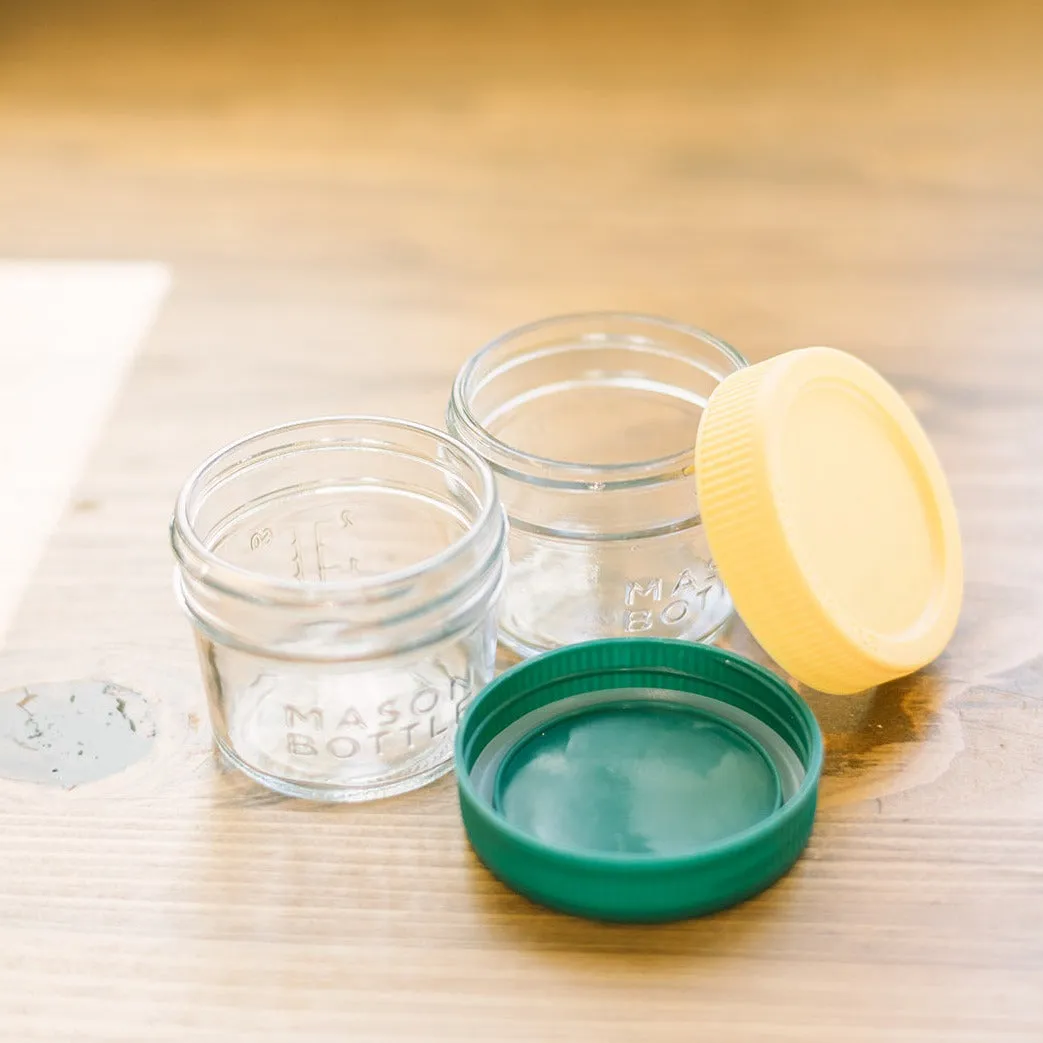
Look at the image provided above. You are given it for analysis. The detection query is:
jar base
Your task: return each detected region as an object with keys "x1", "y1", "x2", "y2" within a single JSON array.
[
  {"x1": 214, "y1": 735, "x2": 455, "y2": 802},
  {"x1": 496, "y1": 609, "x2": 735, "y2": 660}
]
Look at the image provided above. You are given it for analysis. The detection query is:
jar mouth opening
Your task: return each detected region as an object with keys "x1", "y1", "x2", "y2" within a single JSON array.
[
  {"x1": 171, "y1": 415, "x2": 504, "y2": 605},
  {"x1": 449, "y1": 311, "x2": 748, "y2": 489}
]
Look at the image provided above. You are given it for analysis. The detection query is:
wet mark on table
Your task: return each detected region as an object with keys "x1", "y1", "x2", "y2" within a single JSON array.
[
  {"x1": 811, "y1": 672, "x2": 964, "y2": 809},
  {"x1": 804, "y1": 673, "x2": 944, "y2": 780},
  {"x1": 0, "y1": 681, "x2": 155, "y2": 788},
  {"x1": 987, "y1": 653, "x2": 1043, "y2": 700},
  {"x1": 720, "y1": 618, "x2": 963, "y2": 807}
]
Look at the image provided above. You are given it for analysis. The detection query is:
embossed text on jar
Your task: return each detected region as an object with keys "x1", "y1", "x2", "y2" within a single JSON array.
[{"x1": 172, "y1": 417, "x2": 506, "y2": 801}]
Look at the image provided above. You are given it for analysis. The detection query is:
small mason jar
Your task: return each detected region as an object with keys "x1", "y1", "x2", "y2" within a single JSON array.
[
  {"x1": 171, "y1": 417, "x2": 507, "y2": 801},
  {"x1": 447, "y1": 313, "x2": 748, "y2": 658}
]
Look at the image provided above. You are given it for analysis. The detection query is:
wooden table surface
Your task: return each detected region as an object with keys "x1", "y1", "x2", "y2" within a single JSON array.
[{"x1": 1, "y1": 1, "x2": 1041, "y2": 1039}]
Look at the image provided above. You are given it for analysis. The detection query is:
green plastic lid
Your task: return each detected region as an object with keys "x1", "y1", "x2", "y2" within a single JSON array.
[{"x1": 456, "y1": 638, "x2": 823, "y2": 922}]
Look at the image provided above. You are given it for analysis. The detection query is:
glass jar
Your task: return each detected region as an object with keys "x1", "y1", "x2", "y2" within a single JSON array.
[
  {"x1": 447, "y1": 313, "x2": 748, "y2": 658},
  {"x1": 171, "y1": 417, "x2": 507, "y2": 801}
]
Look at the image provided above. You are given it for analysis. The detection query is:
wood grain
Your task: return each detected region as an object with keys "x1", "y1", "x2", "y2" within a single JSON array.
[{"x1": 0, "y1": 1, "x2": 1041, "y2": 1039}]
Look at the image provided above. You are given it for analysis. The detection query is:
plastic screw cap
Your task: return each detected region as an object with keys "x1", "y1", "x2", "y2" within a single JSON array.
[
  {"x1": 456, "y1": 639, "x2": 823, "y2": 922},
  {"x1": 696, "y1": 347, "x2": 963, "y2": 695}
]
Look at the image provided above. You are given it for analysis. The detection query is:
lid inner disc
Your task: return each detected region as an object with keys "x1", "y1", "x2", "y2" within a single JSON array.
[{"x1": 492, "y1": 700, "x2": 782, "y2": 857}]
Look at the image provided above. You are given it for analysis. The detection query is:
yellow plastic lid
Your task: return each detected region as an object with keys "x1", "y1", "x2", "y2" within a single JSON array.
[{"x1": 695, "y1": 347, "x2": 963, "y2": 695}]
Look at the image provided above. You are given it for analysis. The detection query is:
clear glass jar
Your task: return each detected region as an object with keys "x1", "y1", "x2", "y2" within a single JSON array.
[
  {"x1": 171, "y1": 417, "x2": 507, "y2": 801},
  {"x1": 447, "y1": 313, "x2": 748, "y2": 658}
]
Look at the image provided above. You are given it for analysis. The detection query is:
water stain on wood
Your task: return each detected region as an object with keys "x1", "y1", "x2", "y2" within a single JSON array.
[
  {"x1": 0, "y1": 681, "x2": 156, "y2": 788},
  {"x1": 811, "y1": 673, "x2": 964, "y2": 809},
  {"x1": 805, "y1": 673, "x2": 945, "y2": 779},
  {"x1": 717, "y1": 616, "x2": 962, "y2": 805}
]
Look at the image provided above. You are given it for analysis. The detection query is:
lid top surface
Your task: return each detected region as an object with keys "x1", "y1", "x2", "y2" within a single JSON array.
[
  {"x1": 493, "y1": 700, "x2": 782, "y2": 857},
  {"x1": 775, "y1": 371, "x2": 945, "y2": 637},
  {"x1": 696, "y1": 347, "x2": 963, "y2": 694}
]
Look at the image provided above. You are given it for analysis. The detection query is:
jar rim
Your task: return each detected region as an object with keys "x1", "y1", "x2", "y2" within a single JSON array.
[
  {"x1": 171, "y1": 415, "x2": 504, "y2": 606},
  {"x1": 448, "y1": 311, "x2": 748, "y2": 489}
]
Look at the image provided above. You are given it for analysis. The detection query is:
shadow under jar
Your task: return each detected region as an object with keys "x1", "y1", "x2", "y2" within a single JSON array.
[
  {"x1": 171, "y1": 418, "x2": 506, "y2": 801},
  {"x1": 447, "y1": 313, "x2": 748, "y2": 658}
]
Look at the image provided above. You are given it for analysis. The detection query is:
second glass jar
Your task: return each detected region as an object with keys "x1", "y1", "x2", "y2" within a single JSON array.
[
  {"x1": 447, "y1": 312, "x2": 748, "y2": 657},
  {"x1": 171, "y1": 417, "x2": 506, "y2": 801}
]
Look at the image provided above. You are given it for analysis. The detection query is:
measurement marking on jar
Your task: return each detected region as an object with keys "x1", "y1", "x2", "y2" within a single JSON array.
[
  {"x1": 290, "y1": 531, "x2": 305, "y2": 581},
  {"x1": 314, "y1": 522, "x2": 327, "y2": 581},
  {"x1": 249, "y1": 528, "x2": 273, "y2": 551},
  {"x1": 313, "y1": 515, "x2": 371, "y2": 579}
]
